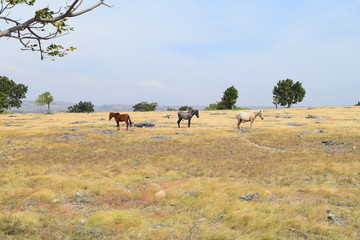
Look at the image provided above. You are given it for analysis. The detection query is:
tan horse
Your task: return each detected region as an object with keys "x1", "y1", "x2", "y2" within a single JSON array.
[
  {"x1": 109, "y1": 112, "x2": 133, "y2": 131},
  {"x1": 236, "y1": 110, "x2": 264, "y2": 132}
]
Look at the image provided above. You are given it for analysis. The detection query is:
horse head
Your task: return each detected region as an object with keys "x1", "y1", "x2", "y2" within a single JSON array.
[
  {"x1": 109, "y1": 112, "x2": 115, "y2": 121},
  {"x1": 193, "y1": 110, "x2": 199, "y2": 118},
  {"x1": 257, "y1": 110, "x2": 264, "y2": 120}
]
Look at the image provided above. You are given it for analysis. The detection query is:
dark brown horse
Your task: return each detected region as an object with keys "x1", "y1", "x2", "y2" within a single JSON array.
[{"x1": 109, "y1": 112, "x2": 133, "y2": 131}]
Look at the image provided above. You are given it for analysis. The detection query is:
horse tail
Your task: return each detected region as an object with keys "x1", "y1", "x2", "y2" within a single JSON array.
[{"x1": 129, "y1": 116, "x2": 133, "y2": 127}]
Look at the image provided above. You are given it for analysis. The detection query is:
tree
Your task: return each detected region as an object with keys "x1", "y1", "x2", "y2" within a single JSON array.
[
  {"x1": 179, "y1": 106, "x2": 193, "y2": 111},
  {"x1": 217, "y1": 85, "x2": 238, "y2": 110},
  {"x1": 132, "y1": 101, "x2": 158, "y2": 111},
  {"x1": 35, "y1": 91, "x2": 54, "y2": 114},
  {"x1": 68, "y1": 101, "x2": 94, "y2": 113},
  {"x1": 0, "y1": 0, "x2": 111, "y2": 60},
  {"x1": 272, "y1": 95, "x2": 280, "y2": 109},
  {"x1": 0, "y1": 76, "x2": 28, "y2": 112},
  {"x1": 205, "y1": 103, "x2": 219, "y2": 111},
  {"x1": 272, "y1": 79, "x2": 306, "y2": 108},
  {"x1": 355, "y1": 101, "x2": 360, "y2": 106}
]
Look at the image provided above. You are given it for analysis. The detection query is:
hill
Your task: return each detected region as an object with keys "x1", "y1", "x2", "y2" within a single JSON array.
[{"x1": 11, "y1": 100, "x2": 273, "y2": 113}]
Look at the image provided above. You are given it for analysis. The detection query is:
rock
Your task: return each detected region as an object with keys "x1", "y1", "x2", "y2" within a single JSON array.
[
  {"x1": 196, "y1": 218, "x2": 207, "y2": 223},
  {"x1": 178, "y1": 190, "x2": 201, "y2": 195},
  {"x1": 76, "y1": 192, "x2": 83, "y2": 198},
  {"x1": 155, "y1": 190, "x2": 166, "y2": 198},
  {"x1": 321, "y1": 140, "x2": 344, "y2": 146},
  {"x1": 70, "y1": 121, "x2": 88, "y2": 124},
  {"x1": 306, "y1": 115, "x2": 324, "y2": 119},
  {"x1": 151, "y1": 136, "x2": 171, "y2": 140},
  {"x1": 287, "y1": 122, "x2": 305, "y2": 126},
  {"x1": 322, "y1": 140, "x2": 336, "y2": 146},
  {"x1": 134, "y1": 122, "x2": 155, "y2": 128},
  {"x1": 327, "y1": 214, "x2": 348, "y2": 226},
  {"x1": 96, "y1": 129, "x2": 117, "y2": 135},
  {"x1": 11, "y1": 147, "x2": 33, "y2": 150},
  {"x1": 240, "y1": 192, "x2": 258, "y2": 201},
  {"x1": 276, "y1": 115, "x2": 292, "y2": 119}
]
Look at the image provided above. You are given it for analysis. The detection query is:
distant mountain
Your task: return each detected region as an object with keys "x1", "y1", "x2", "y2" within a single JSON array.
[{"x1": 10, "y1": 100, "x2": 271, "y2": 113}]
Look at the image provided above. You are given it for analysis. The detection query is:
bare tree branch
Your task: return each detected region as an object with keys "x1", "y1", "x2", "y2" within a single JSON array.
[{"x1": 0, "y1": 0, "x2": 111, "y2": 59}]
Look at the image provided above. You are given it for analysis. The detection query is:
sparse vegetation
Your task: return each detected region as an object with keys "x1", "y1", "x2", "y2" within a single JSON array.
[
  {"x1": 0, "y1": 107, "x2": 359, "y2": 239},
  {"x1": 68, "y1": 101, "x2": 94, "y2": 113},
  {"x1": 179, "y1": 106, "x2": 193, "y2": 111},
  {"x1": 133, "y1": 101, "x2": 158, "y2": 111}
]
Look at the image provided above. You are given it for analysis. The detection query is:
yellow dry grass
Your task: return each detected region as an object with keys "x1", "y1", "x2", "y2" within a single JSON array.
[{"x1": 0, "y1": 107, "x2": 359, "y2": 239}]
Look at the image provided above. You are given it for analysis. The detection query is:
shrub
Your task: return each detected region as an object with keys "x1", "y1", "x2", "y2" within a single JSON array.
[
  {"x1": 179, "y1": 106, "x2": 193, "y2": 111},
  {"x1": 132, "y1": 102, "x2": 157, "y2": 111},
  {"x1": 68, "y1": 101, "x2": 94, "y2": 113}
]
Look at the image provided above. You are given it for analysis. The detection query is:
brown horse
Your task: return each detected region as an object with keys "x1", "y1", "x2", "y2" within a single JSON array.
[{"x1": 109, "y1": 112, "x2": 133, "y2": 131}]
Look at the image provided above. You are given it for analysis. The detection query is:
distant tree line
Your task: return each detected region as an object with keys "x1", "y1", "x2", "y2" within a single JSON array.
[{"x1": 4, "y1": 74, "x2": 360, "y2": 113}]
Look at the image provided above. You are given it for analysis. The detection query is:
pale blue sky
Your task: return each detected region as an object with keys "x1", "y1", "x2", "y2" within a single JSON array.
[{"x1": 1, "y1": 0, "x2": 360, "y2": 107}]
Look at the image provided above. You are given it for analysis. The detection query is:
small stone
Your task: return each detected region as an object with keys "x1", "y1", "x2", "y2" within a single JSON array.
[
  {"x1": 79, "y1": 219, "x2": 86, "y2": 225},
  {"x1": 52, "y1": 198, "x2": 60, "y2": 203},
  {"x1": 155, "y1": 190, "x2": 166, "y2": 198},
  {"x1": 196, "y1": 218, "x2": 207, "y2": 223},
  {"x1": 76, "y1": 192, "x2": 83, "y2": 198},
  {"x1": 240, "y1": 192, "x2": 258, "y2": 201}
]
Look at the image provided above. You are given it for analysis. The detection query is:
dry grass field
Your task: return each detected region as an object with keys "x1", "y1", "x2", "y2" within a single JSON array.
[{"x1": 0, "y1": 107, "x2": 359, "y2": 240}]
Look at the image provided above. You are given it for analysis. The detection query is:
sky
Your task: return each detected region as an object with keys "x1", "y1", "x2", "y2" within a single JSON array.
[{"x1": 1, "y1": 0, "x2": 360, "y2": 107}]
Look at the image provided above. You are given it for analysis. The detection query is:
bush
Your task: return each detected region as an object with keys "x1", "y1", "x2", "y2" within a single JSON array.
[
  {"x1": 132, "y1": 102, "x2": 157, "y2": 111},
  {"x1": 179, "y1": 106, "x2": 193, "y2": 111},
  {"x1": 68, "y1": 101, "x2": 94, "y2": 113},
  {"x1": 355, "y1": 101, "x2": 360, "y2": 106},
  {"x1": 205, "y1": 103, "x2": 219, "y2": 110}
]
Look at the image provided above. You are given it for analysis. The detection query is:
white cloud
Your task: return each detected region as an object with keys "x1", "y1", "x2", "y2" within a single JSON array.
[{"x1": 137, "y1": 80, "x2": 166, "y2": 89}]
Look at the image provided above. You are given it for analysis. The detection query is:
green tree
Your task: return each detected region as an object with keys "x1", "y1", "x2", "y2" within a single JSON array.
[
  {"x1": 35, "y1": 92, "x2": 54, "y2": 114},
  {"x1": 272, "y1": 79, "x2": 306, "y2": 108},
  {"x1": 272, "y1": 95, "x2": 280, "y2": 109},
  {"x1": 179, "y1": 106, "x2": 193, "y2": 111},
  {"x1": 0, "y1": 0, "x2": 110, "y2": 60},
  {"x1": 355, "y1": 101, "x2": 360, "y2": 106},
  {"x1": 68, "y1": 101, "x2": 94, "y2": 113},
  {"x1": 132, "y1": 101, "x2": 158, "y2": 111},
  {"x1": 217, "y1": 85, "x2": 238, "y2": 110},
  {"x1": 0, "y1": 76, "x2": 28, "y2": 112},
  {"x1": 205, "y1": 103, "x2": 219, "y2": 111}
]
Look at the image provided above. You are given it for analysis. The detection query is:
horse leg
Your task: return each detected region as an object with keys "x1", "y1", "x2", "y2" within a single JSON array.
[
  {"x1": 116, "y1": 120, "x2": 120, "y2": 131},
  {"x1": 188, "y1": 119, "x2": 191, "y2": 127},
  {"x1": 177, "y1": 118, "x2": 181, "y2": 128},
  {"x1": 125, "y1": 120, "x2": 129, "y2": 131},
  {"x1": 237, "y1": 119, "x2": 242, "y2": 129},
  {"x1": 249, "y1": 120, "x2": 253, "y2": 132}
]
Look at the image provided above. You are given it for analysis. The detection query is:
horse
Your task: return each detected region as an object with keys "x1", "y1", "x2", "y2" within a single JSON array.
[
  {"x1": 236, "y1": 110, "x2": 264, "y2": 132},
  {"x1": 177, "y1": 109, "x2": 199, "y2": 128},
  {"x1": 109, "y1": 112, "x2": 133, "y2": 131}
]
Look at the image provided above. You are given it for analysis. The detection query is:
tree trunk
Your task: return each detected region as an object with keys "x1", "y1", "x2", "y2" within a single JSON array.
[{"x1": 47, "y1": 104, "x2": 50, "y2": 114}]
